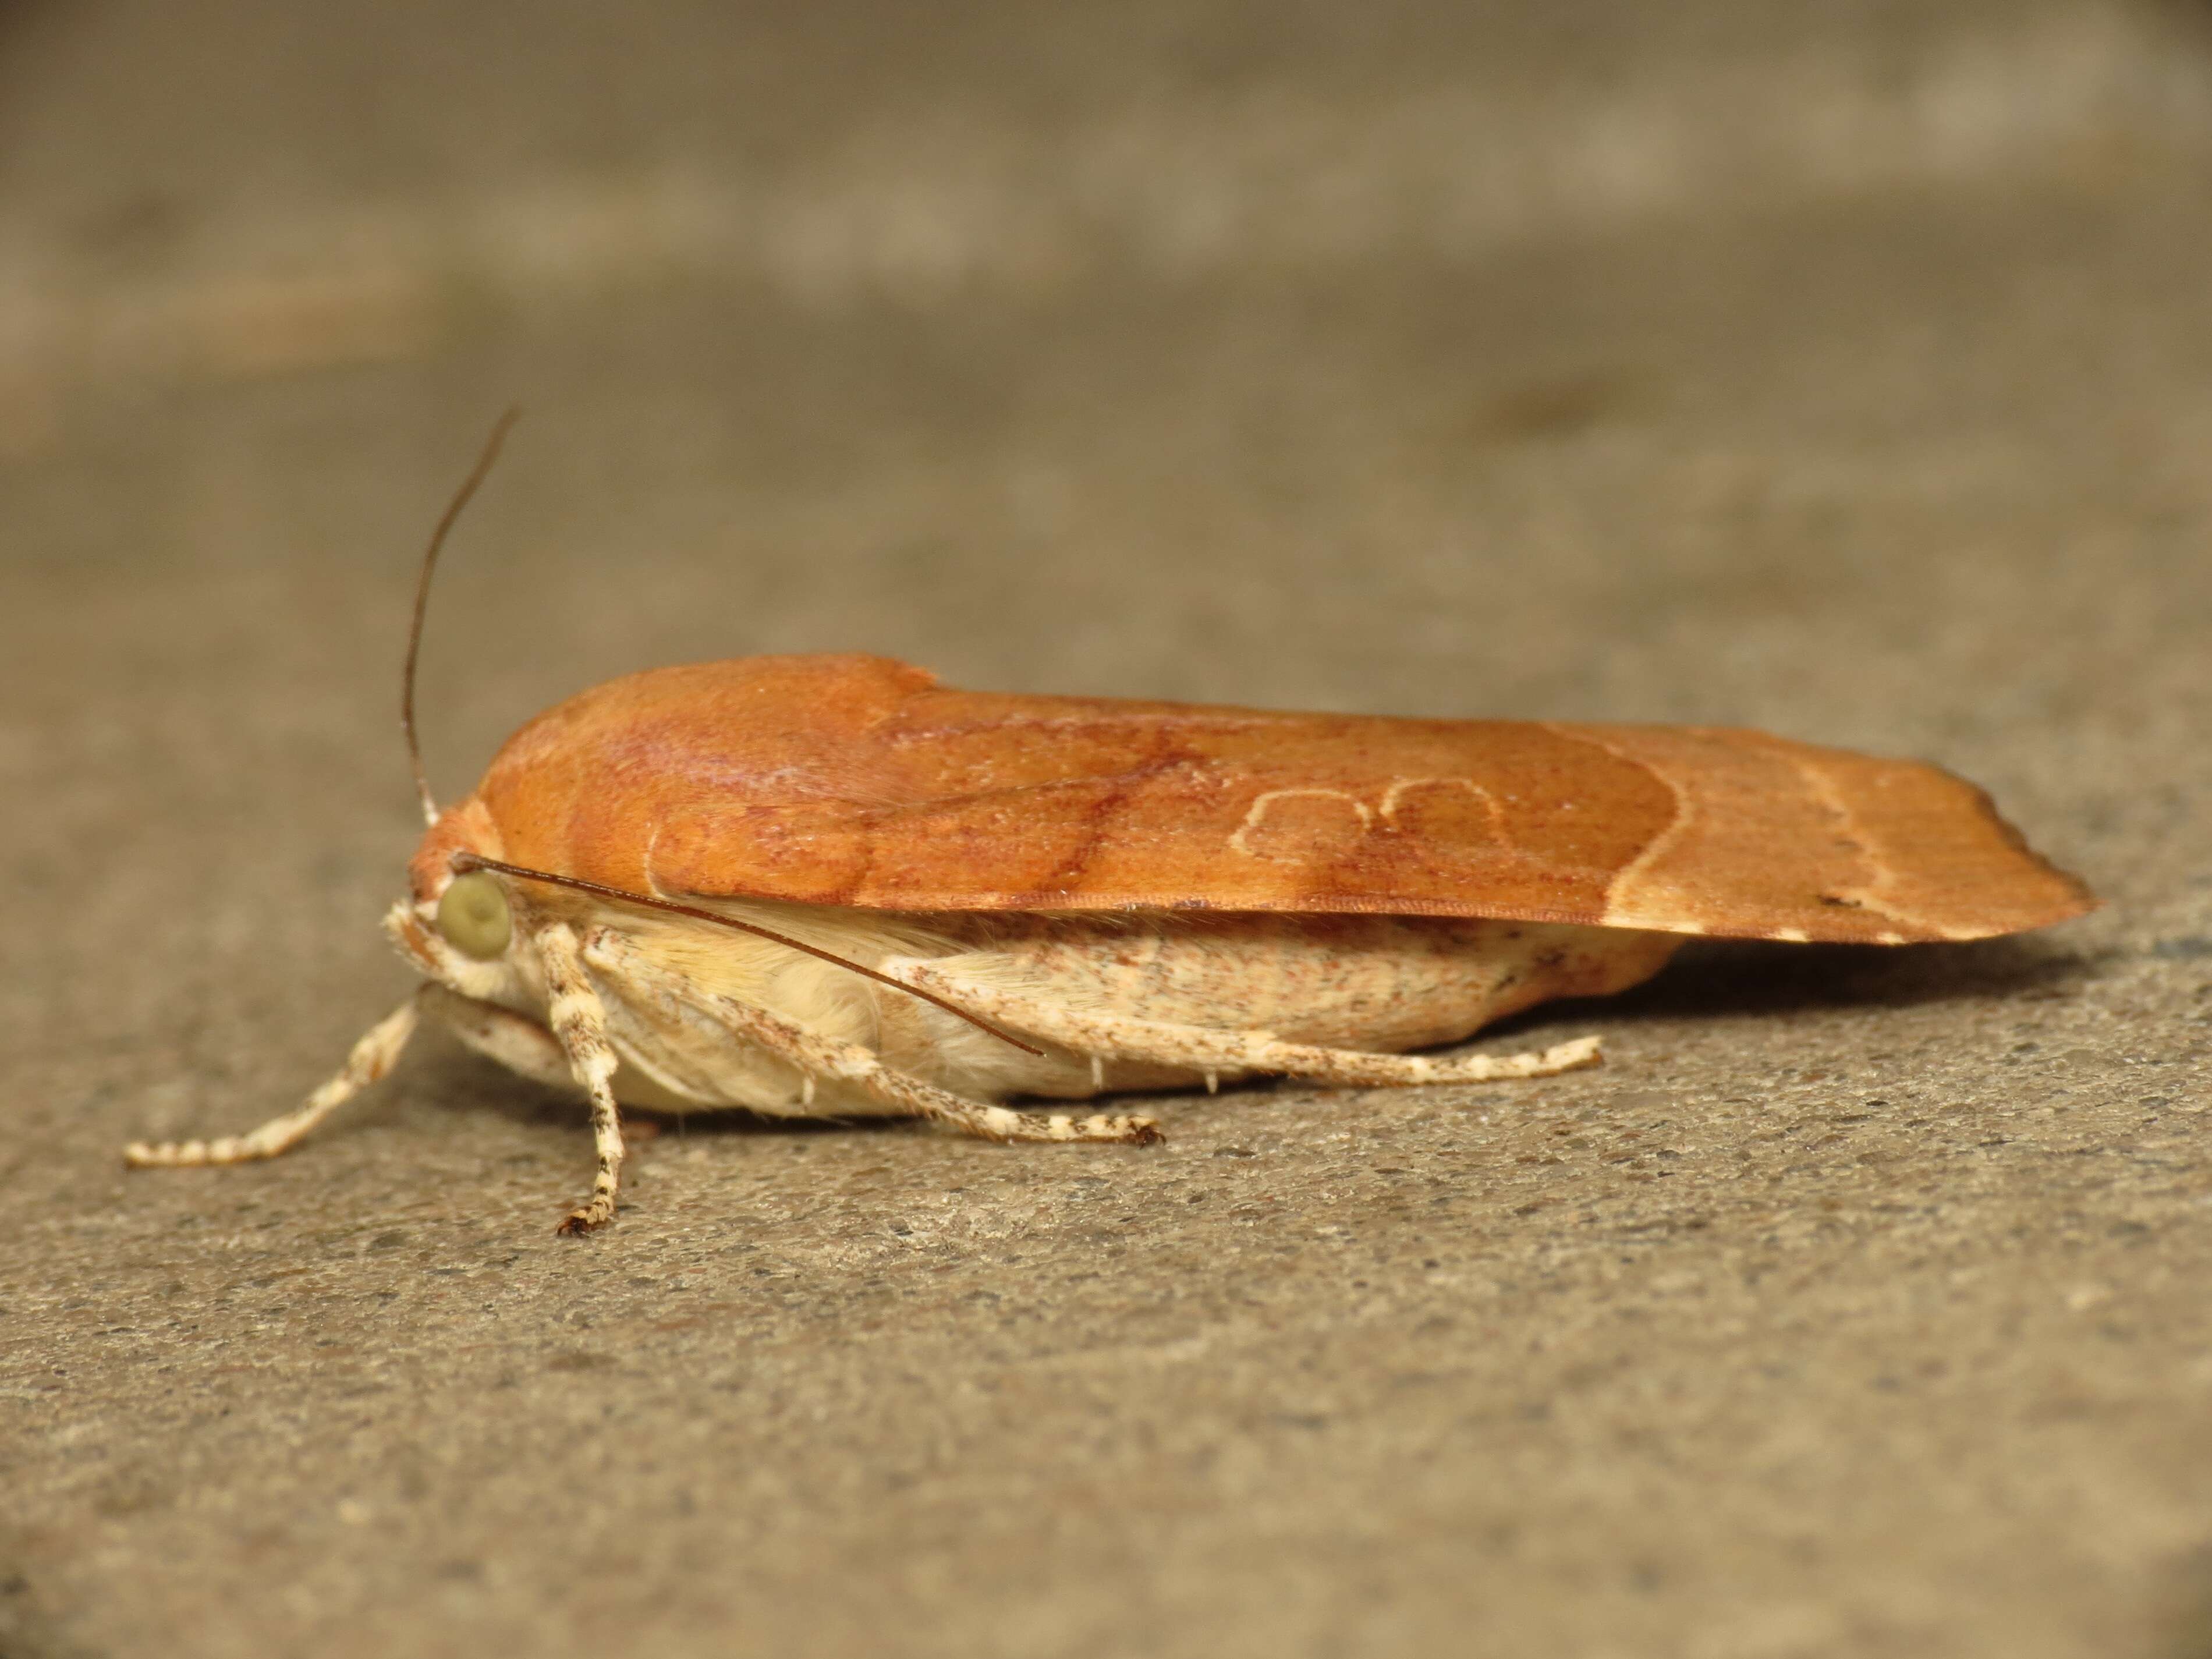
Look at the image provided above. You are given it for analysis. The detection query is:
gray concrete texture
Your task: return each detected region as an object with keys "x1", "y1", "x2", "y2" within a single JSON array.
[{"x1": 5, "y1": 1, "x2": 2212, "y2": 1654}]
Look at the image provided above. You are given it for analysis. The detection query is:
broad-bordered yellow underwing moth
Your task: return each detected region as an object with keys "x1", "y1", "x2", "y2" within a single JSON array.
[{"x1": 126, "y1": 416, "x2": 2096, "y2": 1233}]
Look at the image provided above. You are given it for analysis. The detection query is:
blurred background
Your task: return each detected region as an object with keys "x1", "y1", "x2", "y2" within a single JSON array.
[
  {"x1": 8, "y1": 3, "x2": 2212, "y2": 1656},
  {"x1": 9, "y1": 2, "x2": 2210, "y2": 711}
]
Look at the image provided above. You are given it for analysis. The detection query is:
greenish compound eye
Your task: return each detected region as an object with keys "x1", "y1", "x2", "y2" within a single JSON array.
[{"x1": 437, "y1": 871, "x2": 511, "y2": 959}]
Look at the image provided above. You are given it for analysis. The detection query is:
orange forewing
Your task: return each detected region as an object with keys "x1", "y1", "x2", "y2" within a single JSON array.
[{"x1": 458, "y1": 655, "x2": 2094, "y2": 945}]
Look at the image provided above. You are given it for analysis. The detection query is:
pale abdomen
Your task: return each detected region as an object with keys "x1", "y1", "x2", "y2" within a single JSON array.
[
  {"x1": 876, "y1": 912, "x2": 1681, "y2": 1103},
  {"x1": 579, "y1": 902, "x2": 1678, "y2": 1115}
]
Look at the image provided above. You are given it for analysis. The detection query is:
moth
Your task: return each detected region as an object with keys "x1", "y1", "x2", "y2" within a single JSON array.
[{"x1": 127, "y1": 417, "x2": 2096, "y2": 1232}]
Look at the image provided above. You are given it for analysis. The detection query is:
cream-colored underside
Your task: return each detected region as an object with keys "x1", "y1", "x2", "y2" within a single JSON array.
[{"x1": 395, "y1": 896, "x2": 1679, "y2": 1119}]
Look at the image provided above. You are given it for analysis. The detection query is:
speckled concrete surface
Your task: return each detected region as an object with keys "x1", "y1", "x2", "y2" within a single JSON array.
[{"x1": 5, "y1": 4, "x2": 2212, "y2": 1657}]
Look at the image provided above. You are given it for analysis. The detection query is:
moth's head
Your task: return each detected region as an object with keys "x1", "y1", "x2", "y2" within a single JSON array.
[{"x1": 405, "y1": 797, "x2": 513, "y2": 962}]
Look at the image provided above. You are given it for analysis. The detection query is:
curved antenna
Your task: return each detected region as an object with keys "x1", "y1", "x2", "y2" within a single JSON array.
[
  {"x1": 404, "y1": 409, "x2": 522, "y2": 827},
  {"x1": 449, "y1": 852, "x2": 1046, "y2": 1057}
]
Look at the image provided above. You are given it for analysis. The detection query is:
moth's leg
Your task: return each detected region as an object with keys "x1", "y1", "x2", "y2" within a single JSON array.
[
  {"x1": 534, "y1": 922, "x2": 627, "y2": 1235},
  {"x1": 419, "y1": 984, "x2": 579, "y2": 1095},
  {"x1": 895, "y1": 960, "x2": 1604, "y2": 1088},
  {"x1": 580, "y1": 930, "x2": 1161, "y2": 1146},
  {"x1": 123, "y1": 994, "x2": 422, "y2": 1168}
]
